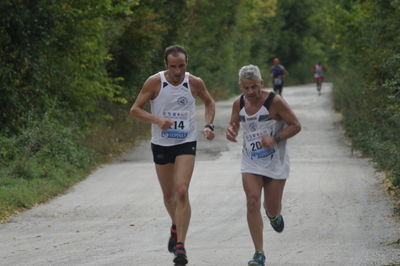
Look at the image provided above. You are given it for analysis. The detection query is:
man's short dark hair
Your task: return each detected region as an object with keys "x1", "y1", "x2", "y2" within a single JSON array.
[{"x1": 164, "y1": 45, "x2": 188, "y2": 64}]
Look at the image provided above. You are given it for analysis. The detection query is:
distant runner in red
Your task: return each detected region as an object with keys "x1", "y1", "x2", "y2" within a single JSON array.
[{"x1": 312, "y1": 61, "x2": 326, "y2": 95}]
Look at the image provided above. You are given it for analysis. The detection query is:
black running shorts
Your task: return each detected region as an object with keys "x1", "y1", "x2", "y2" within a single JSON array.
[{"x1": 151, "y1": 141, "x2": 197, "y2": 165}]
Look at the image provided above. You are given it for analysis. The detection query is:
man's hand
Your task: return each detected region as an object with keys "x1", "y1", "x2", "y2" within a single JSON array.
[
  {"x1": 157, "y1": 118, "x2": 174, "y2": 130},
  {"x1": 203, "y1": 128, "x2": 215, "y2": 140},
  {"x1": 261, "y1": 135, "x2": 276, "y2": 150},
  {"x1": 226, "y1": 127, "x2": 238, "y2": 142}
]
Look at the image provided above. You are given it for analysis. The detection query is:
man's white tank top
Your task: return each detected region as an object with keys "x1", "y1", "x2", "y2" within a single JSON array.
[
  {"x1": 314, "y1": 64, "x2": 324, "y2": 78},
  {"x1": 240, "y1": 92, "x2": 290, "y2": 179},
  {"x1": 150, "y1": 71, "x2": 197, "y2": 146}
]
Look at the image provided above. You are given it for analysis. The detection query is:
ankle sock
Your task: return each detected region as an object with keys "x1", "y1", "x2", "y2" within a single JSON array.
[{"x1": 176, "y1": 242, "x2": 184, "y2": 248}]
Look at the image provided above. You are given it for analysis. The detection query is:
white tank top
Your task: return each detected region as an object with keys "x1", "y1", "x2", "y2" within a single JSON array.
[
  {"x1": 150, "y1": 71, "x2": 197, "y2": 146},
  {"x1": 314, "y1": 64, "x2": 324, "y2": 78},
  {"x1": 240, "y1": 92, "x2": 290, "y2": 179}
]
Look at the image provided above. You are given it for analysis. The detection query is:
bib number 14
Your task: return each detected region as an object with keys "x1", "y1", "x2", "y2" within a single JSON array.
[{"x1": 173, "y1": 121, "x2": 185, "y2": 130}]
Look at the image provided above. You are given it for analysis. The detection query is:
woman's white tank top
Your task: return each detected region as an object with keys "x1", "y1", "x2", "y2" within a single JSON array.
[
  {"x1": 240, "y1": 92, "x2": 290, "y2": 179},
  {"x1": 150, "y1": 71, "x2": 197, "y2": 146}
]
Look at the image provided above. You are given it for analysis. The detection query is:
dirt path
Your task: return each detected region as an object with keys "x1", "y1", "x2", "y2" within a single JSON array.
[{"x1": 1, "y1": 84, "x2": 399, "y2": 265}]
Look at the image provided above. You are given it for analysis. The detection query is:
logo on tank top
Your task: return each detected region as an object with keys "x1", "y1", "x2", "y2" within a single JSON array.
[
  {"x1": 177, "y1": 96, "x2": 188, "y2": 106},
  {"x1": 249, "y1": 122, "x2": 257, "y2": 132}
]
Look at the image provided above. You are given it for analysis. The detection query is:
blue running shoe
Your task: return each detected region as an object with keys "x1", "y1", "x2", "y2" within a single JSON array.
[
  {"x1": 248, "y1": 251, "x2": 266, "y2": 266},
  {"x1": 269, "y1": 214, "x2": 284, "y2": 233}
]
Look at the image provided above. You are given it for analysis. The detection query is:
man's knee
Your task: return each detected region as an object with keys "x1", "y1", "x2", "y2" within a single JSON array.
[
  {"x1": 176, "y1": 184, "x2": 189, "y2": 202},
  {"x1": 247, "y1": 195, "x2": 261, "y2": 212},
  {"x1": 163, "y1": 192, "x2": 175, "y2": 205},
  {"x1": 264, "y1": 202, "x2": 281, "y2": 217}
]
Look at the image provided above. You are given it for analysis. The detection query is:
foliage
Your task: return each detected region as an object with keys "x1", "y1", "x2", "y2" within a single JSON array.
[
  {"x1": 0, "y1": 0, "x2": 135, "y2": 221},
  {"x1": 329, "y1": 0, "x2": 400, "y2": 186},
  {"x1": 0, "y1": 0, "x2": 133, "y2": 134},
  {"x1": 0, "y1": 111, "x2": 93, "y2": 219}
]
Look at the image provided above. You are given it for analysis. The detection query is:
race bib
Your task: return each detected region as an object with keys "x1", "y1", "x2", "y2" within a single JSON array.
[
  {"x1": 245, "y1": 131, "x2": 275, "y2": 160},
  {"x1": 161, "y1": 111, "x2": 189, "y2": 139},
  {"x1": 273, "y1": 78, "x2": 282, "y2": 86}
]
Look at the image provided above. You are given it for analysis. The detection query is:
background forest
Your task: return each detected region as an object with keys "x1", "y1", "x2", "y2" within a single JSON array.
[{"x1": 0, "y1": 0, "x2": 399, "y2": 220}]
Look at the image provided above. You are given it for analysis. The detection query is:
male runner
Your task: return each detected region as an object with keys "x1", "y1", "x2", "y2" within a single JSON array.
[
  {"x1": 312, "y1": 61, "x2": 326, "y2": 95},
  {"x1": 130, "y1": 45, "x2": 215, "y2": 265},
  {"x1": 270, "y1": 58, "x2": 289, "y2": 96},
  {"x1": 226, "y1": 65, "x2": 301, "y2": 265}
]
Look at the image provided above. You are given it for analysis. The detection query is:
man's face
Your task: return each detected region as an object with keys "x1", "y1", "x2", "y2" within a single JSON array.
[
  {"x1": 240, "y1": 78, "x2": 263, "y2": 99},
  {"x1": 165, "y1": 53, "x2": 187, "y2": 83}
]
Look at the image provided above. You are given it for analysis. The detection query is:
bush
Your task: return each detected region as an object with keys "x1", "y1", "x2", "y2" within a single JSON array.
[
  {"x1": 330, "y1": 0, "x2": 400, "y2": 186},
  {"x1": 0, "y1": 113, "x2": 94, "y2": 218}
]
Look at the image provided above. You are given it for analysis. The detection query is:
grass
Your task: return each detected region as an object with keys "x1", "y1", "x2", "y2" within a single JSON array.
[
  {"x1": 0, "y1": 168, "x2": 90, "y2": 223},
  {"x1": 0, "y1": 108, "x2": 150, "y2": 223}
]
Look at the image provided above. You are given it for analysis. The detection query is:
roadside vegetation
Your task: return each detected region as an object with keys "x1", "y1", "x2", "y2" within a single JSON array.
[
  {"x1": 327, "y1": 1, "x2": 400, "y2": 199},
  {"x1": 1, "y1": 0, "x2": 398, "y2": 222}
]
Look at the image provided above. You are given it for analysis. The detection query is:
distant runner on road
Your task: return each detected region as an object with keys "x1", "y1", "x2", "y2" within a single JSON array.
[
  {"x1": 130, "y1": 45, "x2": 215, "y2": 266},
  {"x1": 270, "y1": 58, "x2": 289, "y2": 96},
  {"x1": 312, "y1": 61, "x2": 326, "y2": 95},
  {"x1": 226, "y1": 65, "x2": 301, "y2": 266}
]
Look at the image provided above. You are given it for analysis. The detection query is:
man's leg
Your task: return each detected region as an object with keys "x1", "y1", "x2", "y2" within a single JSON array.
[
  {"x1": 319, "y1": 78, "x2": 323, "y2": 93},
  {"x1": 263, "y1": 179, "x2": 286, "y2": 218},
  {"x1": 273, "y1": 85, "x2": 278, "y2": 95},
  {"x1": 155, "y1": 163, "x2": 178, "y2": 253},
  {"x1": 155, "y1": 163, "x2": 176, "y2": 223},
  {"x1": 173, "y1": 154, "x2": 195, "y2": 244},
  {"x1": 242, "y1": 173, "x2": 264, "y2": 252}
]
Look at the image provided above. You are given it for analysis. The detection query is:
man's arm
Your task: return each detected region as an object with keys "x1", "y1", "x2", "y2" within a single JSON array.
[
  {"x1": 190, "y1": 75, "x2": 215, "y2": 140},
  {"x1": 282, "y1": 66, "x2": 289, "y2": 78},
  {"x1": 261, "y1": 95, "x2": 301, "y2": 149},
  {"x1": 226, "y1": 98, "x2": 241, "y2": 142},
  {"x1": 129, "y1": 75, "x2": 173, "y2": 130}
]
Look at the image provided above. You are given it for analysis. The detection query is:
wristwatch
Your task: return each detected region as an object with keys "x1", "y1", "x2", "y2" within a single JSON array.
[
  {"x1": 204, "y1": 124, "x2": 215, "y2": 131},
  {"x1": 274, "y1": 135, "x2": 281, "y2": 144}
]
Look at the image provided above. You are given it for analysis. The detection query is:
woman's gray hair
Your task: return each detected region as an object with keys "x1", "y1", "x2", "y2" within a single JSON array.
[{"x1": 238, "y1": 65, "x2": 262, "y2": 81}]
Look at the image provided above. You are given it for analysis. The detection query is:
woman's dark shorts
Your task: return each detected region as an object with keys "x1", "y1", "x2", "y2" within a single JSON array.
[{"x1": 151, "y1": 141, "x2": 197, "y2": 165}]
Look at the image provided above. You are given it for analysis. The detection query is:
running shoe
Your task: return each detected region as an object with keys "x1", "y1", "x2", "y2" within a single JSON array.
[
  {"x1": 269, "y1": 214, "x2": 284, "y2": 233},
  {"x1": 248, "y1": 251, "x2": 266, "y2": 266},
  {"x1": 173, "y1": 243, "x2": 188, "y2": 265},
  {"x1": 168, "y1": 224, "x2": 177, "y2": 253}
]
